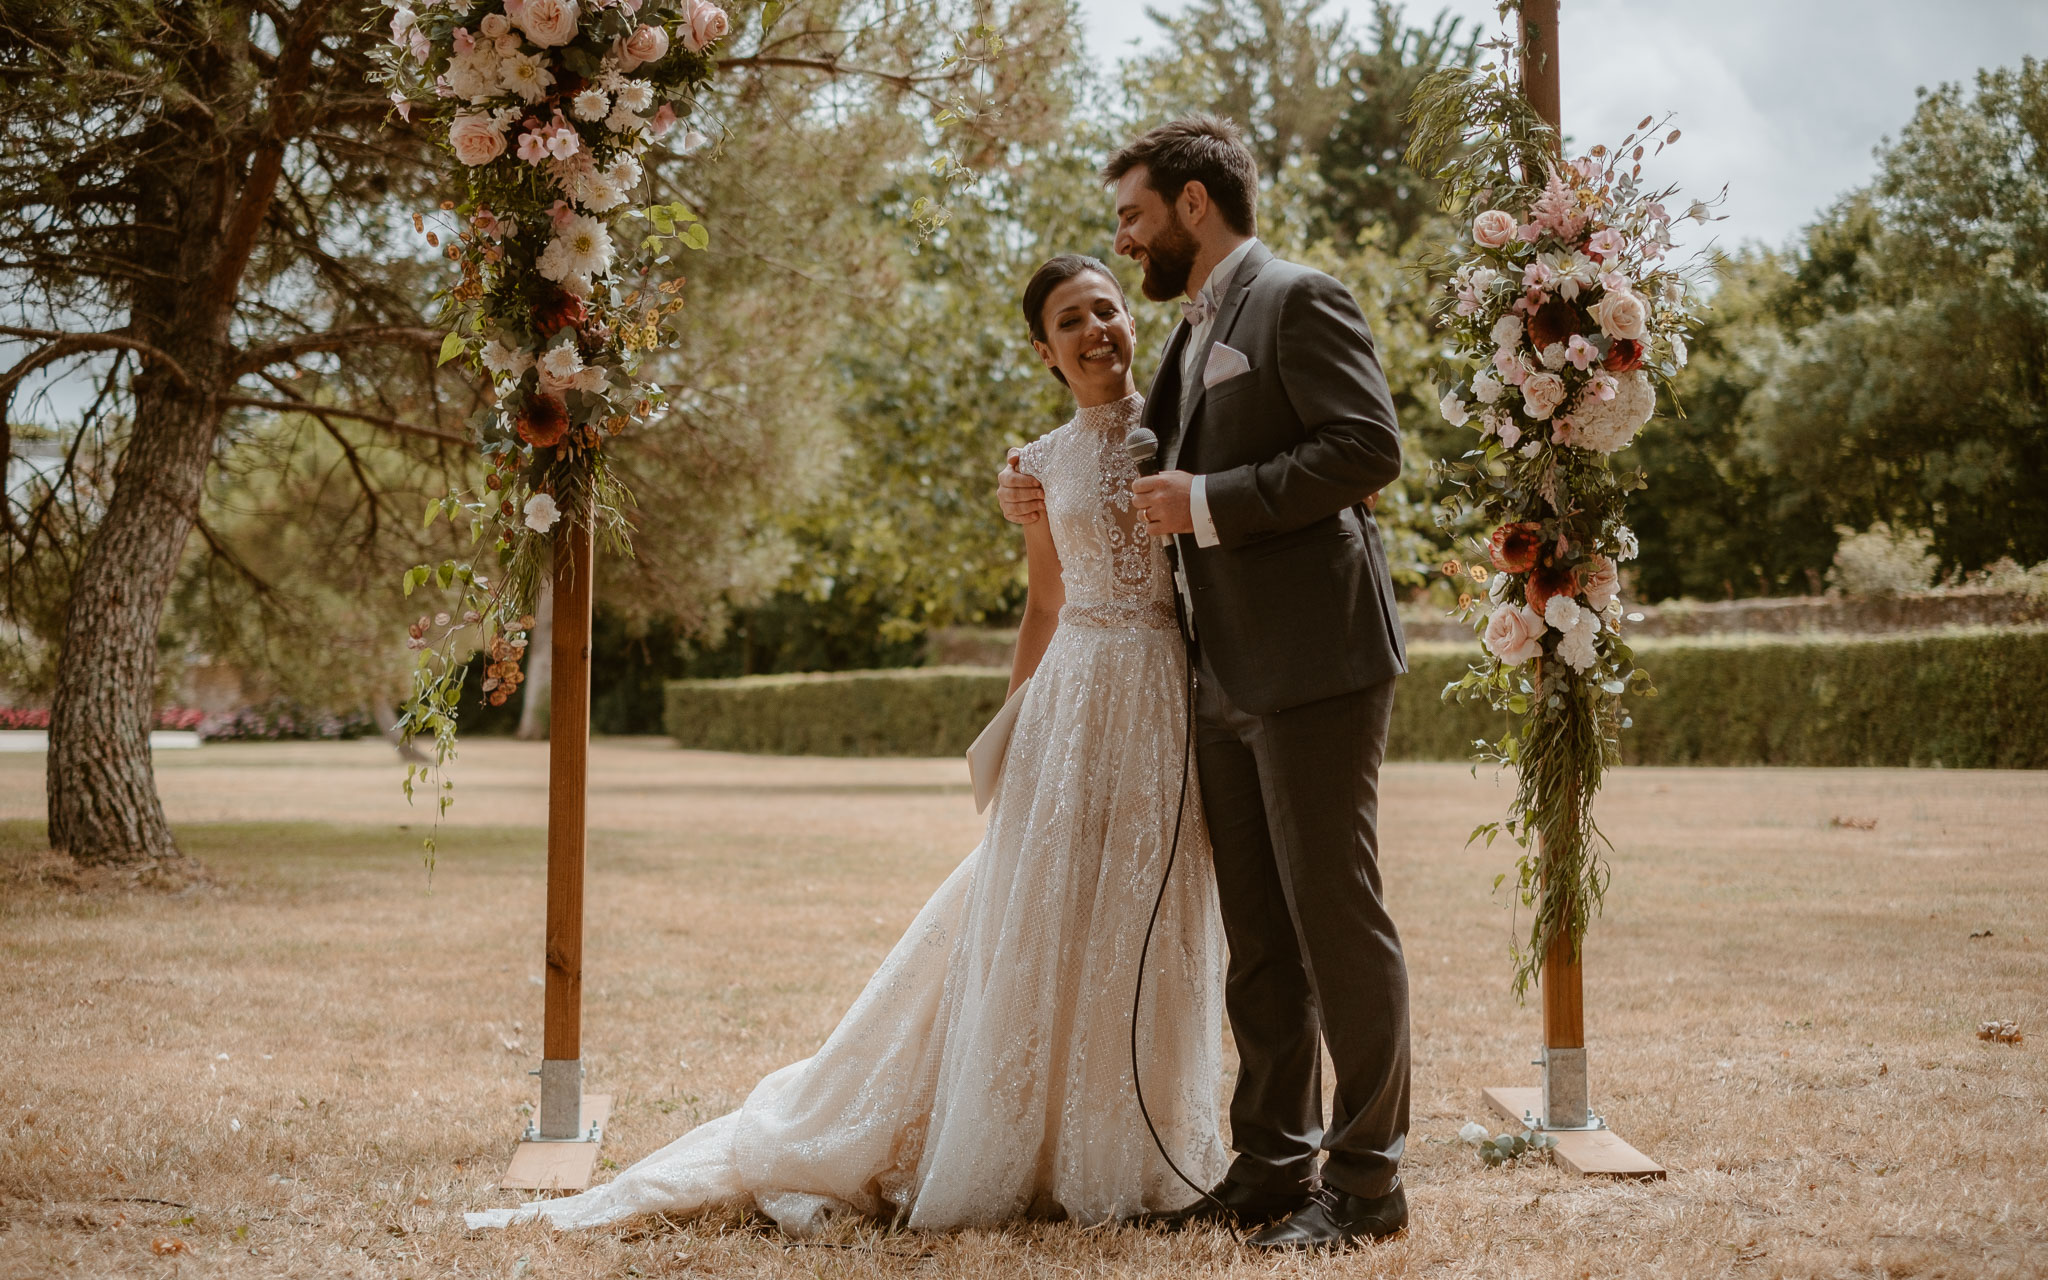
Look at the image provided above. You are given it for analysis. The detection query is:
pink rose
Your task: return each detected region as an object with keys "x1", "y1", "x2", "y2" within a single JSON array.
[
  {"x1": 448, "y1": 114, "x2": 507, "y2": 166},
  {"x1": 515, "y1": 0, "x2": 579, "y2": 47},
  {"x1": 681, "y1": 0, "x2": 729, "y2": 52},
  {"x1": 1590, "y1": 288, "x2": 1649, "y2": 342},
  {"x1": 1471, "y1": 209, "x2": 1517, "y2": 249},
  {"x1": 1521, "y1": 371, "x2": 1567, "y2": 420},
  {"x1": 616, "y1": 22, "x2": 669, "y2": 68},
  {"x1": 1583, "y1": 556, "x2": 1620, "y2": 611},
  {"x1": 480, "y1": 12, "x2": 511, "y2": 36},
  {"x1": 1485, "y1": 603, "x2": 1547, "y2": 667}
]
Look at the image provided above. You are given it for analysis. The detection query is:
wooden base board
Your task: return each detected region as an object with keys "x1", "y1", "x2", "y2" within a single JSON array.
[
  {"x1": 1482, "y1": 1086, "x2": 1664, "y2": 1180},
  {"x1": 498, "y1": 1094, "x2": 613, "y2": 1192}
]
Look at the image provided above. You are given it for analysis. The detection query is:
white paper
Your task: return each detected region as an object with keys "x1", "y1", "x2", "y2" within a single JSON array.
[{"x1": 1203, "y1": 342, "x2": 1251, "y2": 387}]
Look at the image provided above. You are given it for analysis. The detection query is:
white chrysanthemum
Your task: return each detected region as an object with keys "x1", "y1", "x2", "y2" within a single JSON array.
[
  {"x1": 606, "y1": 104, "x2": 649, "y2": 134},
  {"x1": 481, "y1": 338, "x2": 532, "y2": 378},
  {"x1": 498, "y1": 51, "x2": 555, "y2": 104},
  {"x1": 615, "y1": 79, "x2": 655, "y2": 113},
  {"x1": 571, "y1": 88, "x2": 610, "y2": 121},
  {"x1": 1561, "y1": 368, "x2": 1655, "y2": 453},
  {"x1": 606, "y1": 154, "x2": 642, "y2": 190},
  {"x1": 537, "y1": 214, "x2": 613, "y2": 283},
  {"x1": 537, "y1": 343, "x2": 584, "y2": 384}
]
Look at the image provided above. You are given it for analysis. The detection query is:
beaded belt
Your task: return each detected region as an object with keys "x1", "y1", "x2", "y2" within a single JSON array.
[{"x1": 1058, "y1": 599, "x2": 1178, "y2": 632}]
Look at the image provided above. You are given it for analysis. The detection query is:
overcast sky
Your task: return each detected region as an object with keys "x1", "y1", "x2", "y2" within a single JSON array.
[{"x1": 1076, "y1": 0, "x2": 2048, "y2": 251}]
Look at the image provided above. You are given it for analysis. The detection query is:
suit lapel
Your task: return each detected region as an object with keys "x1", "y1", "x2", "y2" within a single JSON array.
[
  {"x1": 1173, "y1": 242, "x2": 1274, "y2": 467},
  {"x1": 1149, "y1": 321, "x2": 1191, "y2": 464}
]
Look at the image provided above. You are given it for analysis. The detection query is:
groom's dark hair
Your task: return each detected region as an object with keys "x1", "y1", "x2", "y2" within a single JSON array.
[{"x1": 1102, "y1": 115, "x2": 1259, "y2": 236}]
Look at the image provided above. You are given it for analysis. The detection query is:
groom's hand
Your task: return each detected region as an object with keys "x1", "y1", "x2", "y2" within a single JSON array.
[
  {"x1": 998, "y1": 450, "x2": 1045, "y2": 525},
  {"x1": 1132, "y1": 471, "x2": 1195, "y2": 535}
]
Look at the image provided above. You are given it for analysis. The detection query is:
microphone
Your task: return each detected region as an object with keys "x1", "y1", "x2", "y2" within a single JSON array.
[
  {"x1": 1123, "y1": 425, "x2": 1170, "y2": 546},
  {"x1": 1123, "y1": 425, "x2": 1160, "y2": 477}
]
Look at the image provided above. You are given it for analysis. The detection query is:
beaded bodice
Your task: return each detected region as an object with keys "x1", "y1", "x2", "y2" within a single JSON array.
[{"x1": 1016, "y1": 393, "x2": 1176, "y2": 631}]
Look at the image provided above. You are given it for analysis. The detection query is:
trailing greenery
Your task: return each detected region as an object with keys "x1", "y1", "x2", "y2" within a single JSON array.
[{"x1": 666, "y1": 628, "x2": 2048, "y2": 767}]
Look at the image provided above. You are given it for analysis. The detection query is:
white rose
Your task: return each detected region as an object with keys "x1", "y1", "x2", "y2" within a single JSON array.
[
  {"x1": 1490, "y1": 313, "x2": 1524, "y2": 350},
  {"x1": 523, "y1": 493, "x2": 561, "y2": 533},
  {"x1": 1472, "y1": 371, "x2": 1502, "y2": 405},
  {"x1": 1520, "y1": 371, "x2": 1567, "y2": 420},
  {"x1": 1589, "y1": 288, "x2": 1649, "y2": 341},
  {"x1": 479, "y1": 11, "x2": 511, "y2": 36},
  {"x1": 444, "y1": 46, "x2": 502, "y2": 101},
  {"x1": 1439, "y1": 393, "x2": 1469, "y2": 427},
  {"x1": 1556, "y1": 611, "x2": 1600, "y2": 672},
  {"x1": 514, "y1": 0, "x2": 578, "y2": 47},
  {"x1": 1543, "y1": 594, "x2": 1583, "y2": 633},
  {"x1": 447, "y1": 113, "x2": 506, "y2": 166},
  {"x1": 1484, "y1": 604, "x2": 1546, "y2": 667}
]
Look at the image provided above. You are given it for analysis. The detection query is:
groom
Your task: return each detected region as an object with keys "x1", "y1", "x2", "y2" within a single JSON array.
[{"x1": 999, "y1": 115, "x2": 1411, "y2": 1251}]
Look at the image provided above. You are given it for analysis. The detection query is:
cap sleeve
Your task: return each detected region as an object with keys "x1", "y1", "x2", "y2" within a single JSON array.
[{"x1": 1014, "y1": 425, "x2": 1061, "y2": 480}]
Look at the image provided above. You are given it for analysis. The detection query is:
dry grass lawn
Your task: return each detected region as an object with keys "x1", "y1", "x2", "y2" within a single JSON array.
[{"x1": 1, "y1": 738, "x2": 2043, "y2": 1279}]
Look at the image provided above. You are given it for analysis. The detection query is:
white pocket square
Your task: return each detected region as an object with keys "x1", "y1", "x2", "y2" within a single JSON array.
[{"x1": 1203, "y1": 342, "x2": 1251, "y2": 387}]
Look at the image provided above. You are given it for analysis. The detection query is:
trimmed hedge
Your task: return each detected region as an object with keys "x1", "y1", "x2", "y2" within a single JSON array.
[{"x1": 666, "y1": 627, "x2": 2048, "y2": 769}]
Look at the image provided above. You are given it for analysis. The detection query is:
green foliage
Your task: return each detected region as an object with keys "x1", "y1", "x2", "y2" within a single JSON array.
[
  {"x1": 665, "y1": 667, "x2": 1010, "y2": 756},
  {"x1": 665, "y1": 628, "x2": 2048, "y2": 769},
  {"x1": 1632, "y1": 58, "x2": 2048, "y2": 597}
]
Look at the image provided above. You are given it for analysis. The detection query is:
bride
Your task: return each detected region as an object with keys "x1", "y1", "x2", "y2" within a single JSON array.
[{"x1": 468, "y1": 253, "x2": 1226, "y2": 1235}]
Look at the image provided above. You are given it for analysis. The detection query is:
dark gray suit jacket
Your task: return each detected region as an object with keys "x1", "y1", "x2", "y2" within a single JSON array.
[{"x1": 1150, "y1": 242, "x2": 1407, "y2": 716}]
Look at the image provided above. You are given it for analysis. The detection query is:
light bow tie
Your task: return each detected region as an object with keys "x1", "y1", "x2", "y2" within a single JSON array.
[{"x1": 1179, "y1": 294, "x2": 1217, "y2": 328}]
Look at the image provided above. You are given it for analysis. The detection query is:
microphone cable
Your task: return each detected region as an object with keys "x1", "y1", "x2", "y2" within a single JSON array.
[{"x1": 1128, "y1": 657, "x2": 1237, "y2": 1232}]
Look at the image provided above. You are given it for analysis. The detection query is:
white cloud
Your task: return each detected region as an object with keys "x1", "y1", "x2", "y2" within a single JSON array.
[{"x1": 1076, "y1": 0, "x2": 2048, "y2": 249}]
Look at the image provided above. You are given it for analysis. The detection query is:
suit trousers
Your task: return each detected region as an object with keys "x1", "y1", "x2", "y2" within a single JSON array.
[{"x1": 1194, "y1": 648, "x2": 1409, "y2": 1199}]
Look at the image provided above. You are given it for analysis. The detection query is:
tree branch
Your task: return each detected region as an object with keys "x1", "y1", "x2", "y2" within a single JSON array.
[
  {"x1": 218, "y1": 395, "x2": 468, "y2": 445},
  {"x1": 231, "y1": 325, "x2": 443, "y2": 377},
  {"x1": 0, "y1": 326, "x2": 197, "y2": 394}
]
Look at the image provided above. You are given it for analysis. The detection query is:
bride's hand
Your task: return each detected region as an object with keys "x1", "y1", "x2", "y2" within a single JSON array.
[{"x1": 999, "y1": 451, "x2": 1046, "y2": 525}]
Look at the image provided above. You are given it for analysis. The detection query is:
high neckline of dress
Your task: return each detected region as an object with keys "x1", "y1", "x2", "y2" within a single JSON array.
[{"x1": 1072, "y1": 392, "x2": 1145, "y2": 434}]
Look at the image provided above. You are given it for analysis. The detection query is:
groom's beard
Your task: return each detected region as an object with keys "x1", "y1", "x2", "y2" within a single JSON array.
[{"x1": 1137, "y1": 213, "x2": 1200, "y2": 302}]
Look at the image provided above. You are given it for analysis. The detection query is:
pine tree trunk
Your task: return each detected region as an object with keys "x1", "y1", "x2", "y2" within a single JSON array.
[{"x1": 46, "y1": 336, "x2": 227, "y2": 867}]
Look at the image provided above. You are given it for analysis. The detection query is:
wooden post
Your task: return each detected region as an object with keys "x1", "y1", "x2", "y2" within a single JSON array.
[
  {"x1": 1478, "y1": 3, "x2": 1662, "y2": 1177},
  {"x1": 498, "y1": 510, "x2": 613, "y2": 1190},
  {"x1": 539, "y1": 513, "x2": 593, "y2": 1138}
]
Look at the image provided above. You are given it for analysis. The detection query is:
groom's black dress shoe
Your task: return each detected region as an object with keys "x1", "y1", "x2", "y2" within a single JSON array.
[
  {"x1": 1137, "y1": 1178, "x2": 1315, "y2": 1231},
  {"x1": 1245, "y1": 1182, "x2": 1407, "y2": 1251}
]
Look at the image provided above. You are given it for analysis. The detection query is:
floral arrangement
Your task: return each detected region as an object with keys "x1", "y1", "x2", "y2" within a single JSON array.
[
  {"x1": 369, "y1": 0, "x2": 729, "y2": 837},
  {"x1": 1410, "y1": 42, "x2": 1718, "y2": 995}
]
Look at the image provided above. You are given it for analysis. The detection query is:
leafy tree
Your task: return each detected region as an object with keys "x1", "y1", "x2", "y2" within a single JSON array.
[{"x1": 0, "y1": 0, "x2": 1071, "y2": 868}]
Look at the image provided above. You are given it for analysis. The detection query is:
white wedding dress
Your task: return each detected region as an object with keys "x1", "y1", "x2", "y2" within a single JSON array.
[{"x1": 467, "y1": 392, "x2": 1226, "y2": 1235}]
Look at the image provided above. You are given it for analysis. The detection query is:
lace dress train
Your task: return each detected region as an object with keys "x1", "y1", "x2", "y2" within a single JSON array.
[{"x1": 466, "y1": 392, "x2": 1223, "y2": 1234}]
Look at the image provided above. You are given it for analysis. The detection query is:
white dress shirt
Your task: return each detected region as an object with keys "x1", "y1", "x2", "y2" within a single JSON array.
[{"x1": 1181, "y1": 237, "x2": 1259, "y2": 548}]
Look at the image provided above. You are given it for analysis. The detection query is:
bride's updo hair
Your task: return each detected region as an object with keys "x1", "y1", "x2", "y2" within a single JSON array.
[{"x1": 1021, "y1": 254, "x2": 1126, "y2": 385}]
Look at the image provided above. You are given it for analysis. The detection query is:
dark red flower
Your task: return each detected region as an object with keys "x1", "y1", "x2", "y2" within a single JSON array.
[
  {"x1": 1604, "y1": 338, "x2": 1644, "y2": 372},
  {"x1": 533, "y1": 291, "x2": 587, "y2": 340},
  {"x1": 1526, "y1": 562, "x2": 1580, "y2": 616},
  {"x1": 1529, "y1": 299, "x2": 1580, "y2": 351},
  {"x1": 516, "y1": 393, "x2": 570, "y2": 449},
  {"x1": 1488, "y1": 522, "x2": 1544, "y2": 574}
]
